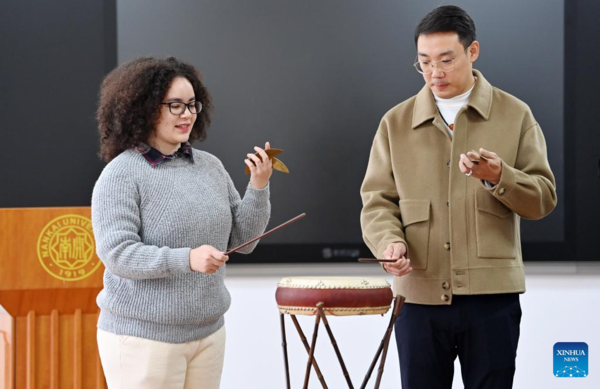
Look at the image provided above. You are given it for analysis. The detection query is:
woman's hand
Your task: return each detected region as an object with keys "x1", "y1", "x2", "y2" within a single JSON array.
[
  {"x1": 189, "y1": 245, "x2": 229, "y2": 274},
  {"x1": 245, "y1": 141, "x2": 273, "y2": 189}
]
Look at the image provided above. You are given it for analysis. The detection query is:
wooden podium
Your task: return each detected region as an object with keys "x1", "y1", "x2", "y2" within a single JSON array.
[{"x1": 0, "y1": 207, "x2": 107, "y2": 389}]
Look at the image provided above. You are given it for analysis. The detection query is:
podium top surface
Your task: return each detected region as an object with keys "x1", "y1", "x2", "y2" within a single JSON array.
[{"x1": 0, "y1": 207, "x2": 104, "y2": 290}]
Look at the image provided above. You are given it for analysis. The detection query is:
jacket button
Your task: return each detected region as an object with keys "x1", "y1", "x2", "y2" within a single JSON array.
[
  {"x1": 446, "y1": 200, "x2": 450, "y2": 207},
  {"x1": 442, "y1": 281, "x2": 450, "y2": 290},
  {"x1": 444, "y1": 242, "x2": 451, "y2": 250},
  {"x1": 441, "y1": 294, "x2": 450, "y2": 302},
  {"x1": 499, "y1": 187, "x2": 506, "y2": 195},
  {"x1": 446, "y1": 159, "x2": 451, "y2": 166}
]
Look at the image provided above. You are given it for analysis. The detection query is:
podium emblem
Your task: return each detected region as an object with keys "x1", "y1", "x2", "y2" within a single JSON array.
[{"x1": 37, "y1": 214, "x2": 101, "y2": 281}]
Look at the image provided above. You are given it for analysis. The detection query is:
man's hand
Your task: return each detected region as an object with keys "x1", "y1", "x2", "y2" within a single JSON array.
[
  {"x1": 459, "y1": 148, "x2": 503, "y2": 185},
  {"x1": 190, "y1": 245, "x2": 229, "y2": 274},
  {"x1": 382, "y1": 242, "x2": 412, "y2": 277}
]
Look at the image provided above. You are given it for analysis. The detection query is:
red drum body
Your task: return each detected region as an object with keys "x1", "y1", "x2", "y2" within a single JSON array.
[{"x1": 275, "y1": 277, "x2": 393, "y2": 316}]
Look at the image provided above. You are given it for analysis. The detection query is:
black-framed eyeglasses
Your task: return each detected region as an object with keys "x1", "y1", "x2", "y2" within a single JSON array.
[{"x1": 160, "y1": 101, "x2": 202, "y2": 115}]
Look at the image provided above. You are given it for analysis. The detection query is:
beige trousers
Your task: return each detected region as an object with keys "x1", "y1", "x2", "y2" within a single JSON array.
[{"x1": 97, "y1": 326, "x2": 226, "y2": 389}]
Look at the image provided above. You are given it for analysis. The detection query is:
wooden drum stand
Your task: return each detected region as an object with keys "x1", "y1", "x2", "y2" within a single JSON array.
[{"x1": 276, "y1": 277, "x2": 405, "y2": 389}]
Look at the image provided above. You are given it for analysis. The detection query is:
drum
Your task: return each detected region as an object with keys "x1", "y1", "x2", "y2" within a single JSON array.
[{"x1": 275, "y1": 276, "x2": 393, "y2": 316}]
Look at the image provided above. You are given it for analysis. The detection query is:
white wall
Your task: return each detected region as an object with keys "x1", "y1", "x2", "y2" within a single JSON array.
[{"x1": 221, "y1": 262, "x2": 600, "y2": 389}]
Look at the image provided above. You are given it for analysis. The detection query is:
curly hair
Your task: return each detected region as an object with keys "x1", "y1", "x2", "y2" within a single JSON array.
[{"x1": 97, "y1": 57, "x2": 213, "y2": 162}]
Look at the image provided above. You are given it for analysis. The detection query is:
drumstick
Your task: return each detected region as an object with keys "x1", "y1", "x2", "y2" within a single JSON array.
[
  {"x1": 358, "y1": 258, "x2": 398, "y2": 263},
  {"x1": 225, "y1": 213, "x2": 306, "y2": 255}
]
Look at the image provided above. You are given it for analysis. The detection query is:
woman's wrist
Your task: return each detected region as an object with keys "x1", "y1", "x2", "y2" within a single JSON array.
[{"x1": 250, "y1": 178, "x2": 269, "y2": 189}]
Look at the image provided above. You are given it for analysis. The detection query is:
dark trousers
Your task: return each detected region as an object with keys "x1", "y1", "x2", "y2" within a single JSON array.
[{"x1": 394, "y1": 294, "x2": 521, "y2": 389}]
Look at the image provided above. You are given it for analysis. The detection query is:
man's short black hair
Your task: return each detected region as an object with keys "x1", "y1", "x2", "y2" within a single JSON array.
[{"x1": 414, "y1": 5, "x2": 476, "y2": 49}]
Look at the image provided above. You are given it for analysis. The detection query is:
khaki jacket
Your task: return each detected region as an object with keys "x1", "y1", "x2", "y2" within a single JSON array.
[{"x1": 360, "y1": 70, "x2": 557, "y2": 305}]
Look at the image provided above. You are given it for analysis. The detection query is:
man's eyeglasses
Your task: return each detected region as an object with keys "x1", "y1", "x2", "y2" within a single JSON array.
[
  {"x1": 413, "y1": 58, "x2": 456, "y2": 74},
  {"x1": 161, "y1": 101, "x2": 202, "y2": 115}
]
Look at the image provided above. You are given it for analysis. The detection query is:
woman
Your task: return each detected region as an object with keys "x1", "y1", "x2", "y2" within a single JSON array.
[{"x1": 92, "y1": 57, "x2": 272, "y2": 389}]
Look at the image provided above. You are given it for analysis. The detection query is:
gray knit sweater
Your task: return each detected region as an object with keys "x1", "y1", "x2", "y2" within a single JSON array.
[{"x1": 91, "y1": 148, "x2": 270, "y2": 343}]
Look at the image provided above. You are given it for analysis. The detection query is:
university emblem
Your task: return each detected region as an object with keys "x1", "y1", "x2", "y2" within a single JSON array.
[{"x1": 37, "y1": 214, "x2": 101, "y2": 281}]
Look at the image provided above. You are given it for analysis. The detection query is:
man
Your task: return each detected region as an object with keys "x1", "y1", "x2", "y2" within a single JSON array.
[{"x1": 360, "y1": 6, "x2": 556, "y2": 389}]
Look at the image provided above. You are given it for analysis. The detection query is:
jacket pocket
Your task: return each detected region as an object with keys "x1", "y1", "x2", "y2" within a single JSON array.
[
  {"x1": 399, "y1": 199, "x2": 431, "y2": 269},
  {"x1": 475, "y1": 189, "x2": 516, "y2": 259}
]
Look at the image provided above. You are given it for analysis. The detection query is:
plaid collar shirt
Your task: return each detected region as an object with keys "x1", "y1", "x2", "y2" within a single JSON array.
[{"x1": 137, "y1": 142, "x2": 194, "y2": 168}]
